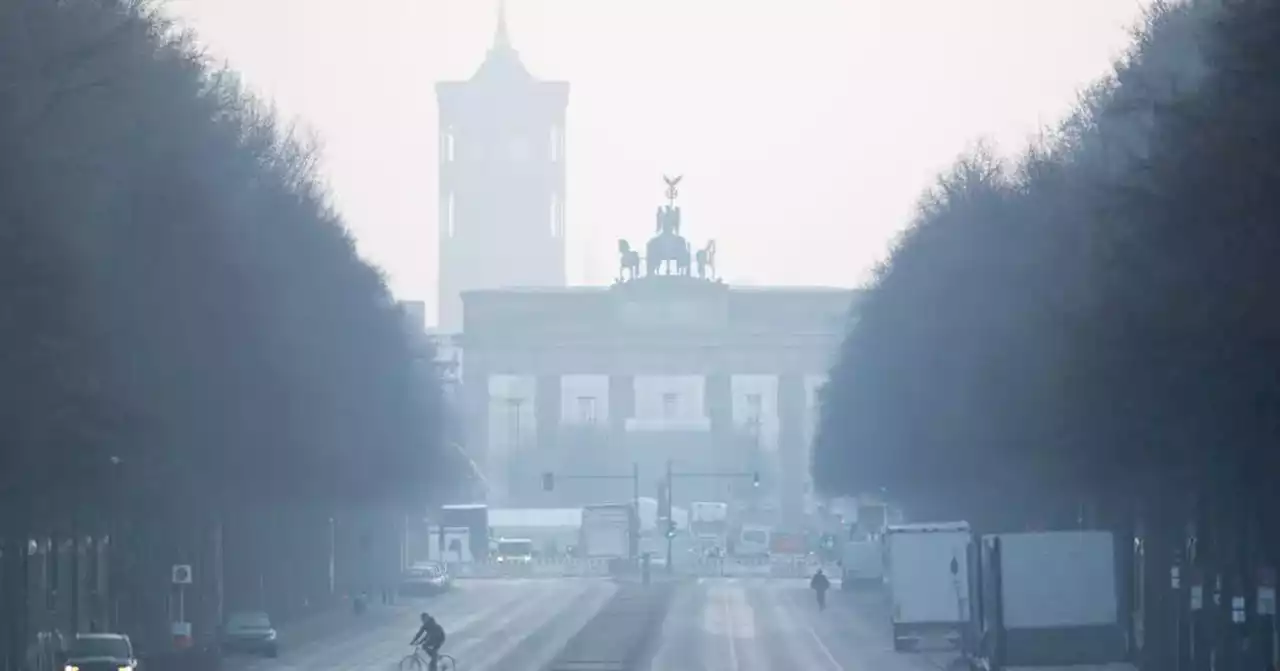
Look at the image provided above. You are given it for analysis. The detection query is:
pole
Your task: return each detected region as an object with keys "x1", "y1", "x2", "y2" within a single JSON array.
[
  {"x1": 632, "y1": 462, "x2": 640, "y2": 562},
  {"x1": 71, "y1": 512, "x2": 80, "y2": 634},
  {"x1": 666, "y1": 459, "x2": 674, "y2": 574}
]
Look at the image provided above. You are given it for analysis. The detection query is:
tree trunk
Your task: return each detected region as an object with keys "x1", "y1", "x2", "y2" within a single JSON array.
[{"x1": 1138, "y1": 485, "x2": 1182, "y2": 671}]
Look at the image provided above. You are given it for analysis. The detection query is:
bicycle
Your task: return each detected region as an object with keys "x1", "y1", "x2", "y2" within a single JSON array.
[{"x1": 398, "y1": 647, "x2": 456, "y2": 671}]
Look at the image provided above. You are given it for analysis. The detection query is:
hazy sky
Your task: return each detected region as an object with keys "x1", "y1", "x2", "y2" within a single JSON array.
[{"x1": 164, "y1": 0, "x2": 1151, "y2": 323}]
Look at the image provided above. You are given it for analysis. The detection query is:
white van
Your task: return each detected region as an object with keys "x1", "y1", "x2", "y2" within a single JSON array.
[{"x1": 735, "y1": 524, "x2": 772, "y2": 557}]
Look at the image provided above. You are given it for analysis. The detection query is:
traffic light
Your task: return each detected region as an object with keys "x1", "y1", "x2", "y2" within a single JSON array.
[
  {"x1": 541, "y1": 472, "x2": 555, "y2": 491},
  {"x1": 752, "y1": 471, "x2": 760, "y2": 488},
  {"x1": 665, "y1": 518, "x2": 678, "y2": 539}
]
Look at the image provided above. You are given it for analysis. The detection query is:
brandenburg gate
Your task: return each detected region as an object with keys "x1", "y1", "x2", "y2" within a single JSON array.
[{"x1": 458, "y1": 177, "x2": 856, "y2": 527}]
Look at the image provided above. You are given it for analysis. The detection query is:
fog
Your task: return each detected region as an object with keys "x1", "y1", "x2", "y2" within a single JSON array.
[{"x1": 4, "y1": 0, "x2": 1278, "y2": 670}]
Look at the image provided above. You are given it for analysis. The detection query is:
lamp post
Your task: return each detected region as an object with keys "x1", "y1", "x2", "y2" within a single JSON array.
[{"x1": 107, "y1": 456, "x2": 122, "y2": 631}]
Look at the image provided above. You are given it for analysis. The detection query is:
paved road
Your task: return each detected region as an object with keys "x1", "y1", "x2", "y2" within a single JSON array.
[
  {"x1": 224, "y1": 578, "x2": 616, "y2": 671},
  {"x1": 643, "y1": 578, "x2": 961, "y2": 671}
]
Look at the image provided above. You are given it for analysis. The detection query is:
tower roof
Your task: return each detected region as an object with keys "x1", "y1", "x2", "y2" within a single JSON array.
[{"x1": 470, "y1": 0, "x2": 534, "y2": 82}]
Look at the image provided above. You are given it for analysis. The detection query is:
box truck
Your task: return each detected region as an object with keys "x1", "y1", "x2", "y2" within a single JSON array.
[
  {"x1": 884, "y1": 521, "x2": 972, "y2": 651},
  {"x1": 841, "y1": 538, "x2": 884, "y2": 590},
  {"x1": 580, "y1": 503, "x2": 634, "y2": 559},
  {"x1": 963, "y1": 530, "x2": 1132, "y2": 670}
]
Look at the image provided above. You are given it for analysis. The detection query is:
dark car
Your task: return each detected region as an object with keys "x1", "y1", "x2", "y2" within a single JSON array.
[
  {"x1": 219, "y1": 610, "x2": 278, "y2": 657},
  {"x1": 401, "y1": 560, "x2": 452, "y2": 595},
  {"x1": 64, "y1": 633, "x2": 137, "y2": 671}
]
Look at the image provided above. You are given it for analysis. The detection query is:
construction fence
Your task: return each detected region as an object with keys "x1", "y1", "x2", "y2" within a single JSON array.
[{"x1": 450, "y1": 555, "x2": 836, "y2": 579}]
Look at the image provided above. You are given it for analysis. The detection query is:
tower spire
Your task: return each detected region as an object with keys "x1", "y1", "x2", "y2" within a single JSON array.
[{"x1": 493, "y1": 0, "x2": 511, "y2": 50}]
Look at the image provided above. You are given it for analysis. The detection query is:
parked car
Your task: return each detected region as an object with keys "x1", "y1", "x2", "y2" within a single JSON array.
[
  {"x1": 64, "y1": 633, "x2": 137, "y2": 671},
  {"x1": 219, "y1": 610, "x2": 279, "y2": 657},
  {"x1": 401, "y1": 560, "x2": 452, "y2": 595}
]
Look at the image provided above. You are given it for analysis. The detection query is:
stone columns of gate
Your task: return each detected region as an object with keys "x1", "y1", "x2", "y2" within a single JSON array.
[
  {"x1": 462, "y1": 365, "x2": 489, "y2": 471},
  {"x1": 608, "y1": 374, "x2": 634, "y2": 442},
  {"x1": 536, "y1": 375, "x2": 561, "y2": 450},
  {"x1": 704, "y1": 373, "x2": 731, "y2": 436},
  {"x1": 778, "y1": 373, "x2": 806, "y2": 527}
]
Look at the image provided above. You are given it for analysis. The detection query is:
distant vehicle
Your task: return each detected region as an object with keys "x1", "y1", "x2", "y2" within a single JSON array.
[
  {"x1": 219, "y1": 610, "x2": 279, "y2": 657},
  {"x1": 769, "y1": 531, "x2": 808, "y2": 556},
  {"x1": 884, "y1": 521, "x2": 972, "y2": 652},
  {"x1": 735, "y1": 524, "x2": 772, "y2": 556},
  {"x1": 402, "y1": 560, "x2": 452, "y2": 594},
  {"x1": 439, "y1": 503, "x2": 489, "y2": 561},
  {"x1": 856, "y1": 502, "x2": 889, "y2": 536},
  {"x1": 689, "y1": 501, "x2": 729, "y2": 543},
  {"x1": 580, "y1": 503, "x2": 634, "y2": 559},
  {"x1": 494, "y1": 538, "x2": 535, "y2": 564},
  {"x1": 963, "y1": 530, "x2": 1130, "y2": 669},
  {"x1": 65, "y1": 633, "x2": 137, "y2": 671},
  {"x1": 841, "y1": 538, "x2": 884, "y2": 590}
]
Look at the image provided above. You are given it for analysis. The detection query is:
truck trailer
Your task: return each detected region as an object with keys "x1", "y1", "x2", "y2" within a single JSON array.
[
  {"x1": 962, "y1": 530, "x2": 1131, "y2": 670},
  {"x1": 579, "y1": 502, "x2": 635, "y2": 559},
  {"x1": 884, "y1": 521, "x2": 972, "y2": 652}
]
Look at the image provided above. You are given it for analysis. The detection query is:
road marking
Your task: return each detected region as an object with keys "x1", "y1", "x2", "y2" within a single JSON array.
[
  {"x1": 723, "y1": 599, "x2": 740, "y2": 670},
  {"x1": 805, "y1": 623, "x2": 845, "y2": 671}
]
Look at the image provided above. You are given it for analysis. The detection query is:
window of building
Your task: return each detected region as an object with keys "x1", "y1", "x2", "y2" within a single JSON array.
[
  {"x1": 746, "y1": 393, "x2": 763, "y2": 424},
  {"x1": 577, "y1": 396, "x2": 597, "y2": 425},
  {"x1": 445, "y1": 192, "x2": 456, "y2": 238},
  {"x1": 445, "y1": 133, "x2": 455, "y2": 162},
  {"x1": 550, "y1": 192, "x2": 561, "y2": 237},
  {"x1": 505, "y1": 398, "x2": 526, "y2": 447}
]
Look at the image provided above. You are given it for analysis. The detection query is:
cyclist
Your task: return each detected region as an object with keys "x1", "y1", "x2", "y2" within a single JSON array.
[
  {"x1": 810, "y1": 568, "x2": 831, "y2": 611},
  {"x1": 410, "y1": 612, "x2": 446, "y2": 671}
]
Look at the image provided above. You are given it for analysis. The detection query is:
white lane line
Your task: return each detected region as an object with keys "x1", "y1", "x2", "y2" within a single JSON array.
[
  {"x1": 505, "y1": 582, "x2": 618, "y2": 671},
  {"x1": 805, "y1": 623, "x2": 846, "y2": 671},
  {"x1": 649, "y1": 580, "x2": 703, "y2": 671},
  {"x1": 299, "y1": 582, "x2": 539, "y2": 670},
  {"x1": 723, "y1": 598, "x2": 740, "y2": 671},
  {"x1": 781, "y1": 586, "x2": 846, "y2": 671},
  {"x1": 461, "y1": 580, "x2": 598, "y2": 671},
  {"x1": 445, "y1": 582, "x2": 562, "y2": 663}
]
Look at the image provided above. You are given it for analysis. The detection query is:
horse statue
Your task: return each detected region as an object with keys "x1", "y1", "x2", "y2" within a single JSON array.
[
  {"x1": 617, "y1": 239, "x2": 641, "y2": 281},
  {"x1": 641, "y1": 174, "x2": 693, "y2": 276},
  {"x1": 646, "y1": 232, "x2": 691, "y2": 276},
  {"x1": 696, "y1": 239, "x2": 718, "y2": 279}
]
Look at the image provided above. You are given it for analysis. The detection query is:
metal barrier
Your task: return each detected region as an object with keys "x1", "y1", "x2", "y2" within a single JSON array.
[
  {"x1": 450, "y1": 555, "x2": 838, "y2": 579},
  {"x1": 682, "y1": 556, "x2": 833, "y2": 578},
  {"x1": 451, "y1": 557, "x2": 614, "y2": 579}
]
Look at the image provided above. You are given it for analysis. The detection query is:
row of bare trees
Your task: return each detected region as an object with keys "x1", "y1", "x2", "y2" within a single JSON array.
[
  {"x1": 815, "y1": 0, "x2": 1280, "y2": 668},
  {"x1": 0, "y1": 0, "x2": 457, "y2": 663}
]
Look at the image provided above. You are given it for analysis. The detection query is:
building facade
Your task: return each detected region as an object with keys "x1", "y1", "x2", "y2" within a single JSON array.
[
  {"x1": 458, "y1": 183, "x2": 856, "y2": 527},
  {"x1": 435, "y1": 3, "x2": 569, "y2": 332}
]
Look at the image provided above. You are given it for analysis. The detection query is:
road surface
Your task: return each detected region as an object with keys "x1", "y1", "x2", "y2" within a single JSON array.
[
  {"x1": 224, "y1": 578, "x2": 616, "y2": 671},
  {"x1": 643, "y1": 578, "x2": 961, "y2": 671}
]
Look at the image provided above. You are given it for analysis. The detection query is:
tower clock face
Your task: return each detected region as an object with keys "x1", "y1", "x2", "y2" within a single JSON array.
[{"x1": 508, "y1": 137, "x2": 531, "y2": 162}]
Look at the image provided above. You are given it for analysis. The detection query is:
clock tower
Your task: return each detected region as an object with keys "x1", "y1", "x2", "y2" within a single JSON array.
[{"x1": 435, "y1": 0, "x2": 569, "y2": 331}]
